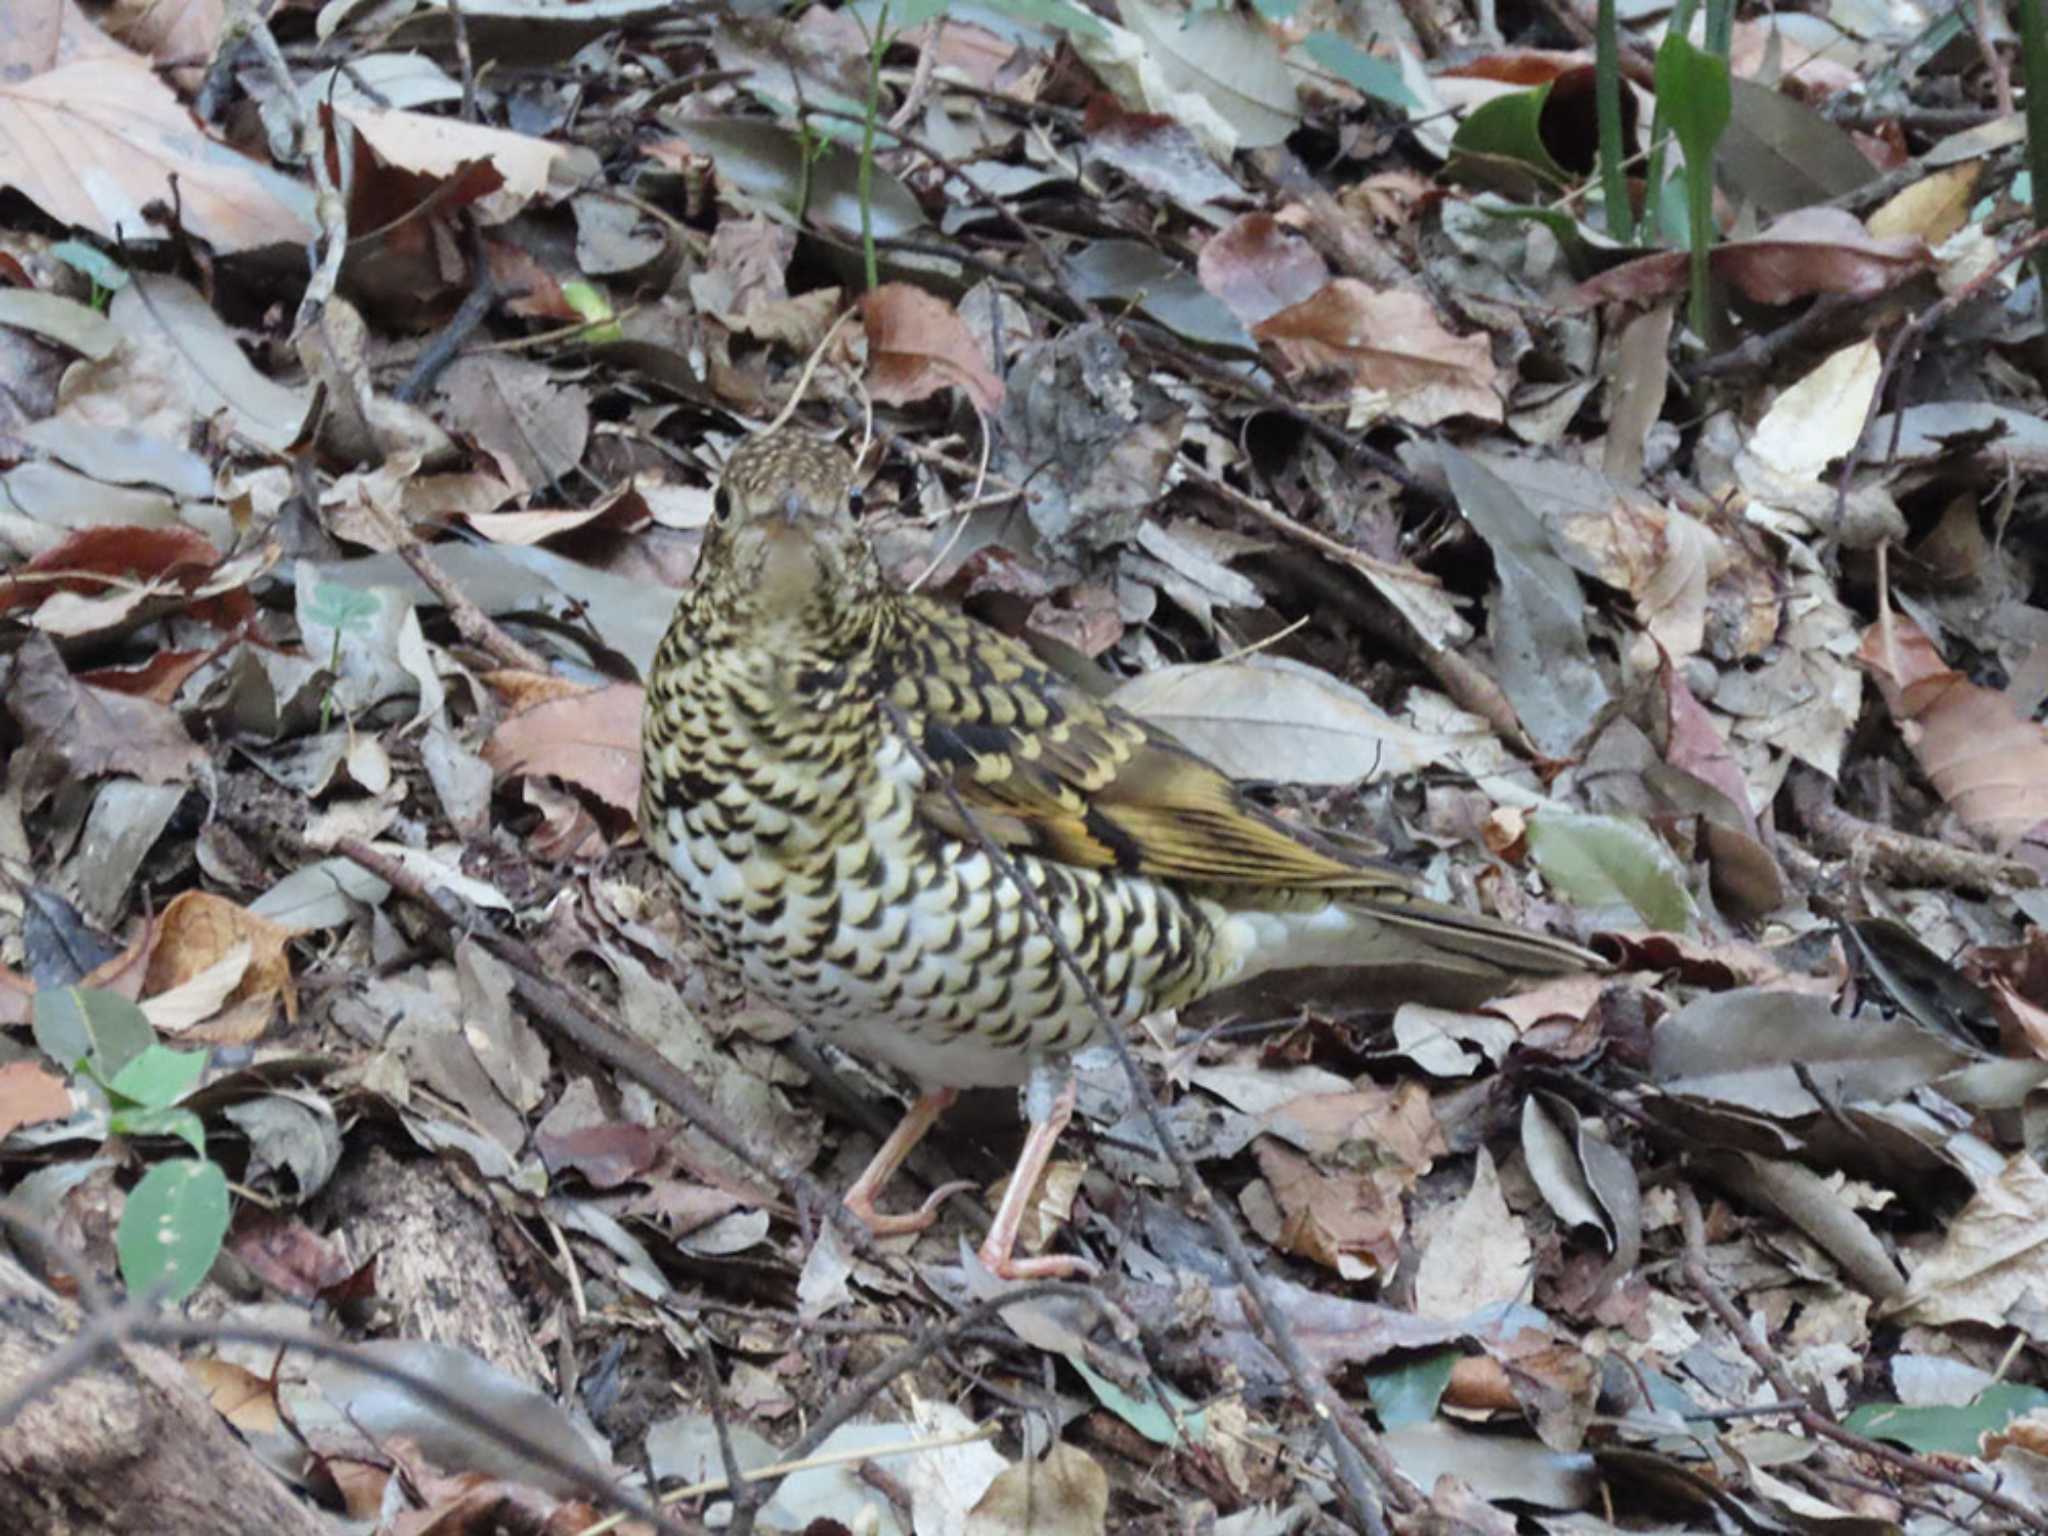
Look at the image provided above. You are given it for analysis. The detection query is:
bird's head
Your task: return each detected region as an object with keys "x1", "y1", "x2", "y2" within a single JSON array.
[{"x1": 687, "y1": 432, "x2": 885, "y2": 643}]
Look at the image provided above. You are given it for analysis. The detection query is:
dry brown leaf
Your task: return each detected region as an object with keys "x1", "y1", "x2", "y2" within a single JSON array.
[
  {"x1": 967, "y1": 1443, "x2": 1109, "y2": 1536},
  {"x1": 860, "y1": 283, "x2": 1005, "y2": 415},
  {"x1": 1253, "y1": 280, "x2": 1502, "y2": 426},
  {"x1": 1570, "y1": 207, "x2": 1930, "y2": 310},
  {"x1": 143, "y1": 889, "x2": 301, "y2": 1034},
  {"x1": 5, "y1": 630, "x2": 204, "y2": 789},
  {"x1": 1248, "y1": 1138, "x2": 1404, "y2": 1280},
  {"x1": 1083, "y1": 93, "x2": 1244, "y2": 207},
  {"x1": 186, "y1": 1357, "x2": 283, "y2": 1435},
  {"x1": 483, "y1": 682, "x2": 643, "y2": 815},
  {"x1": 0, "y1": 1059, "x2": 73, "y2": 1140},
  {"x1": 1198, "y1": 211, "x2": 1332, "y2": 329},
  {"x1": 1857, "y1": 611, "x2": 2048, "y2": 850},
  {"x1": 1885, "y1": 1152, "x2": 2048, "y2": 1328}
]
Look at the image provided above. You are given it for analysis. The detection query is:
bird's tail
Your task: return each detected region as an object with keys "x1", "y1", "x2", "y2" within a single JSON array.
[{"x1": 1214, "y1": 894, "x2": 1600, "y2": 1005}]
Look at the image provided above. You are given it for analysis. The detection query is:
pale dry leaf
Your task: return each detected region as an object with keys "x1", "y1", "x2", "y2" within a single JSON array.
[
  {"x1": 1885, "y1": 1151, "x2": 2048, "y2": 1328},
  {"x1": 1110, "y1": 654, "x2": 1494, "y2": 785},
  {"x1": 0, "y1": 58, "x2": 313, "y2": 250},
  {"x1": 1743, "y1": 339, "x2": 1882, "y2": 485},
  {"x1": 1413, "y1": 1148, "x2": 1532, "y2": 1319},
  {"x1": 332, "y1": 103, "x2": 565, "y2": 224},
  {"x1": 141, "y1": 941, "x2": 253, "y2": 1033},
  {"x1": 967, "y1": 1443, "x2": 1109, "y2": 1536}
]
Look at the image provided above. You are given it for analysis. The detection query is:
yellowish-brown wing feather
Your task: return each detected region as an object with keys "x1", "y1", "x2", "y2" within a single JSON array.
[{"x1": 890, "y1": 597, "x2": 1417, "y2": 896}]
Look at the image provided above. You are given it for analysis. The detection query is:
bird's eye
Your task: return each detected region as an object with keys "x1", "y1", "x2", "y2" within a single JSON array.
[
  {"x1": 712, "y1": 488, "x2": 732, "y2": 523},
  {"x1": 845, "y1": 487, "x2": 865, "y2": 517}
]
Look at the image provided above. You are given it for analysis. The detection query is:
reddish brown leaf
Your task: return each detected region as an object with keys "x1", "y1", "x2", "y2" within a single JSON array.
[
  {"x1": 1570, "y1": 207, "x2": 1930, "y2": 310},
  {"x1": 1253, "y1": 280, "x2": 1502, "y2": 425},
  {"x1": 482, "y1": 682, "x2": 643, "y2": 815},
  {"x1": 0, "y1": 1059, "x2": 73, "y2": 1141},
  {"x1": 0, "y1": 524, "x2": 220, "y2": 614},
  {"x1": 1858, "y1": 611, "x2": 2048, "y2": 851},
  {"x1": 1198, "y1": 212, "x2": 1331, "y2": 328},
  {"x1": 226, "y1": 1210, "x2": 355, "y2": 1300},
  {"x1": 860, "y1": 282, "x2": 1004, "y2": 415}
]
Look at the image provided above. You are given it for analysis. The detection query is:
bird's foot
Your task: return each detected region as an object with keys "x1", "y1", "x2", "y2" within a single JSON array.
[
  {"x1": 845, "y1": 1179, "x2": 977, "y2": 1237},
  {"x1": 974, "y1": 1243, "x2": 1099, "y2": 1281}
]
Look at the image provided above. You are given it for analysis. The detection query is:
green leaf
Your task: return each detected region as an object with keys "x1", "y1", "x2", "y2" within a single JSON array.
[
  {"x1": 1303, "y1": 34, "x2": 1416, "y2": 110},
  {"x1": 108, "y1": 1043, "x2": 210, "y2": 1110},
  {"x1": 561, "y1": 281, "x2": 623, "y2": 344},
  {"x1": 1525, "y1": 810, "x2": 1698, "y2": 933},
  {"x1": 109, "y1": 1106, "x2": 208, "y2": 1157},
  {"x1": 1069, "y1": 1357, "x2": 1208, "y2": 1447},
  {"x1": 1653, "y1": 30, "x2": 1731, "y2": 337},
  {"x1": 1845, "y1": 1383, "x2": 2048, "y2": 1456},
  {"x1": 50, "y1": 240, "x2": 129, "y2": 293},
  {"x1": 34, "y1": 987, "x2": 153, "y2": 1081},
  {"x1": 301, "y1": 578, "x2": 383, "y2": 636},
  {"x1": 1366, "y1": 1348, "x2": 1460, "y2": 1429},
  {"x1": 1447, "y1": 83, "x2": 1573, "y2": 196},
  {"x1": 977, "y1": 0, "x2": 1106, "y2": 38},
  {"x1": 117, "y1": 1159, "x2": 230, "y2": 1303}
]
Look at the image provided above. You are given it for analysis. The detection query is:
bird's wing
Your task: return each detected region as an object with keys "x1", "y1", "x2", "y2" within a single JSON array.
[{"x1": 888, "y1": 597, "x2": 1418, "y2": 896}]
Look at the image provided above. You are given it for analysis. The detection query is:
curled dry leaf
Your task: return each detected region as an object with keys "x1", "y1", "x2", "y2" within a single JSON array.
[
  {"x1": 482, "y1": 681, "x2": 644, "y2": 816},
  {"x1": 143, "y1": 889, "x2": 302, "y2": 1032},
  {"x1": 1857, "y1": 611, "x2": 2048, "y2": 852},
  {"x1": 1569, "y1": 206, "x2": 1931, "y2": 310},
  {"x1": 1254, "y1": 280, "x2": 1503, "y2": 426},
  {"x1": 860, "y1": 282, "x2": 1005, "y2": 415}
]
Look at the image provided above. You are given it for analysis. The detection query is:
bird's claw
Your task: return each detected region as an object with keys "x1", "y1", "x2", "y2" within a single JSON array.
[{"x1": 845, "y1": 1178, "x2": 977, "y2": 1236}]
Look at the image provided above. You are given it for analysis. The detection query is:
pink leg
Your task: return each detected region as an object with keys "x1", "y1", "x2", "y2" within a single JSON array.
[
  {"x1": 977, "y1": 1074, "x2": 1097, "y2": 1280},
  {"x1": 842, "y1": 1089, "x2": 975, "y2": 1236}
]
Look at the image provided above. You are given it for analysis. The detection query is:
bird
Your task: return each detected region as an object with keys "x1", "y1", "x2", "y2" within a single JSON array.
[{"x1": 639, "y1": 430, "x2": 1599, "y2": 1278}]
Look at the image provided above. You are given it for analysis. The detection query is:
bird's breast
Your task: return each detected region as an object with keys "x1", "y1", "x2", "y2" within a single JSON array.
[{"x1": 642, "y1": 656, "x2": 1230, "y2": 1089}]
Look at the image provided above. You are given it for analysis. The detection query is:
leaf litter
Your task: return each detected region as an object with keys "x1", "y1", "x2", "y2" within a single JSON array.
[{"x1": 2, "y1": 1, "x2": 2048, "y2": 1533}]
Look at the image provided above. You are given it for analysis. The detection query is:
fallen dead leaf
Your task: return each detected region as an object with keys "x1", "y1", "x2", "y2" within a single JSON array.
[{"x1": 861, "y1": 282, "x2": 1005, "y2": 415}]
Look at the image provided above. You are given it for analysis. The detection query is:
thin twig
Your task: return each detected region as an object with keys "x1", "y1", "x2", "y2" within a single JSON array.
[
  {"x1": 1784, "y1": 766, "x2": 2037, "y2": 894},
  {"x1": 330, "y1": 839, "x2": 861, "y2": 1248},
  {"x1": 395, "y1": 539, "x2": 553, "y2": 674},
  {"x1": 1678, "y1": 1189, "x2": 2048, "y2": 1534},
  {"x1": 1834, "y1": 223, "x2": 2048, "y2": 524},
  {"x1": 0, "y1": 1205, "x2": 698, "y2": 1536},
  {"x1": 776, "y1": 1279, "x2": 1108, "y2": 1469},
  {"x1": 695, "y1": 1332, "x2": 765, "y2": 1536}
]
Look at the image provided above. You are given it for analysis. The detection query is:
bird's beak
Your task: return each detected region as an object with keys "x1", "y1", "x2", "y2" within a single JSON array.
[{"x1": 771, "y1": 490, "x2": 810, "y2": 527}]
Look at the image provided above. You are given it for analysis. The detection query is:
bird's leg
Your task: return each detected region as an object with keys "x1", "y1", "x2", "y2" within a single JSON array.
[
  {"x1": 842, "y1": 1088, "x2": 976, "y2": 1236},
  {"x1": 977, "y1": 1067, "x2": 1097, "y2": 1280}
]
